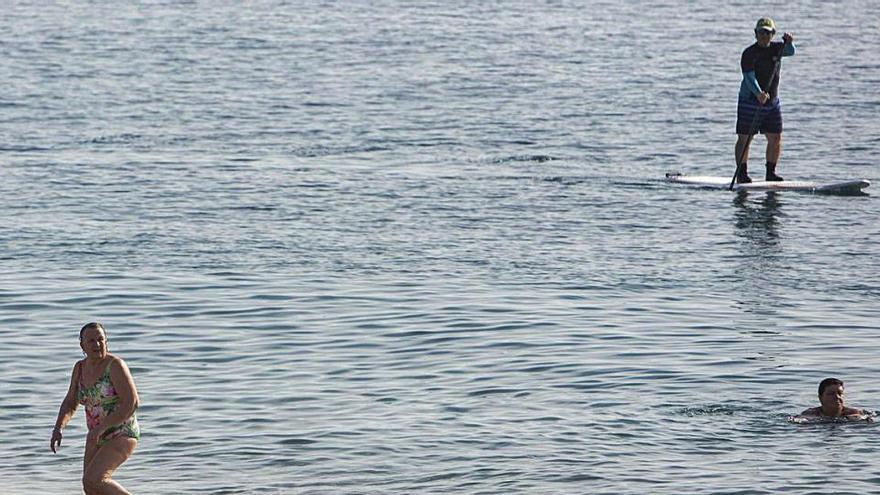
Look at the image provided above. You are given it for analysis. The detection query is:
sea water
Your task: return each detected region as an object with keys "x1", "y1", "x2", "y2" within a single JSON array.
[{"x1": 1, "y1": 1, "x2": 879, "y2": 493}]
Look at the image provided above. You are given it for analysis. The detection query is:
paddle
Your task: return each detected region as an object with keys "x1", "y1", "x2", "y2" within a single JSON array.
[{"x1": 729, "y1": 52, "x2": 783, "y2": 191}]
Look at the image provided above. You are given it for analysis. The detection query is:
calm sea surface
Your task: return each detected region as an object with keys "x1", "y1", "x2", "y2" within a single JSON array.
[{"x1": 2, "y1": 1, "x2": 879, "y2": 493}]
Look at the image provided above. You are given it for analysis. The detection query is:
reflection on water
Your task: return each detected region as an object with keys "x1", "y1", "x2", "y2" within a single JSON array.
[
  {"x1": 729, "y1": 191, "x2": 787, "y2": 320},
  {"x1": 733, "y1": 190, "x2": 783, "y2": 254}
]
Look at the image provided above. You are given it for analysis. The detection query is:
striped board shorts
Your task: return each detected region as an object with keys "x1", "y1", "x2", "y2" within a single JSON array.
[{"x1": 736, "y1": 95, "x2": 782, "y2": 135}]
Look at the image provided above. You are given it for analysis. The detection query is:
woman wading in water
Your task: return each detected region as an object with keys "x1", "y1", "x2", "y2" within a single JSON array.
[{"x1": 51, "y1": 322, "x2": 141, "y2": 494}]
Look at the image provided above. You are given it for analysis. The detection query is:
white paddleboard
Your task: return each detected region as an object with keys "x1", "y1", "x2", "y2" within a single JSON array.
[{"x1": 665, "y1": 172, "x2": 870, "y2": 194}]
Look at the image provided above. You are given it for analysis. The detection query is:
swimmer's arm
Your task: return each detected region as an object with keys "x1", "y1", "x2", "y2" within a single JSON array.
[
  {"x1": 843, "y1": 407, "x2": 873, "y2": 422},
  {"x1": 51, "y1": 362, "x2": 81, "y2": 452},
  {"x1": 97, "y1": 357, "x2": 140, "y2": 432},
  {"x1": 54, "y1": 362, "x2": 81, "y2": 430}
]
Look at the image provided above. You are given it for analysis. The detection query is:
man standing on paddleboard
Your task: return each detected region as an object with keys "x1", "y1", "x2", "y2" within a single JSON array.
[{"x1": 734, "y1": 18, "x2": 795, "y2": 183}]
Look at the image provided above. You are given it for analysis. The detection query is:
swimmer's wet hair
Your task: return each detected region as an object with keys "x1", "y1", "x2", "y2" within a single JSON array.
[
  {"x1": 819, "y1": 377, "x2": 844, "y2": 396},
  {"x1": 79, "y1": 322, "x2": 107, "y2": 341}
]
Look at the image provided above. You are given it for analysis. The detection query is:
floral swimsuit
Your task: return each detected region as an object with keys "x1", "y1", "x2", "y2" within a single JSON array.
[{"x1": 77, "y1": 362, "x2": 140, "y2": 446}]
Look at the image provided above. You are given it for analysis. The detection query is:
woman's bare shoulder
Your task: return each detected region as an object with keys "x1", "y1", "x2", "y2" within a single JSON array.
[
  {"x1": 107, "y1": 354, "x2": 133, "y2": 373},
  {"x1": 67, "y1": 360, "x2": 84, "y2": 384}
]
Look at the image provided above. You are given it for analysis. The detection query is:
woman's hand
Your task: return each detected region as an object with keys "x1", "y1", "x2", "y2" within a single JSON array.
[{"x1": 50, "y1": 428, "x2": 63, "y2": 453}]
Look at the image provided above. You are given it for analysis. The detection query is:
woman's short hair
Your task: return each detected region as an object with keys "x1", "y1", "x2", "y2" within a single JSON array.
[{"x1": 79, "y1": 322, "x2": 106, "y2": 341}]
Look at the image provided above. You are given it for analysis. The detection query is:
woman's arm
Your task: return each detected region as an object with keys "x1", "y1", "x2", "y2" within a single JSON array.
[{"x1": 51, "y1": 362, "x2": 81, "y2": 452}]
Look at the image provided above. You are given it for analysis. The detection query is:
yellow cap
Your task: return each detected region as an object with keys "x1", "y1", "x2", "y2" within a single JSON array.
[{"x1": 755, "y1": 18, "x2": 777, "y2": 33}]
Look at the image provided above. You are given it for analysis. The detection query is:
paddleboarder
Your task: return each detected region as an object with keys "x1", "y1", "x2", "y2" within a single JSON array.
[{"x1": 734, "y1": 18, "x2": 795, "y2": 184}]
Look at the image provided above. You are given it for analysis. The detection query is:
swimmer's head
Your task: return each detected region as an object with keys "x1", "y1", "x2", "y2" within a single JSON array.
[
  {"x1": 79, "y1": 322, "x2": 108, "y2": 359},
  {"x1": 818, "y1": 377, "x2": 845, "y2": 415},
  {"x1": 818, "y1": 377, "x2": 844, "y2": 397}
]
